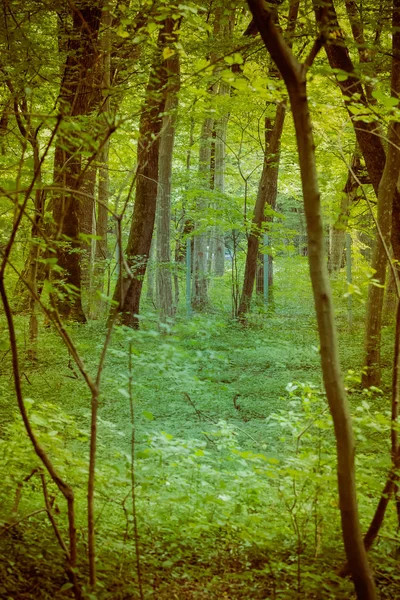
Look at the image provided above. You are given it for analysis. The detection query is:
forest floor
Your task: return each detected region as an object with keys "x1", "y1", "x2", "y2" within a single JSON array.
[{"x1": 0, "y1": 257, "x2": 398, "y2": 599}]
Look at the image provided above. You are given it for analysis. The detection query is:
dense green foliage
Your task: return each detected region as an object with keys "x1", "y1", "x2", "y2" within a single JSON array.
[
  {"x1": 1, "y1": 0, "x2": 400, "y2": 597},
  {"x1": 0, "y1": 258, "x2": 398, "y2": 598}
]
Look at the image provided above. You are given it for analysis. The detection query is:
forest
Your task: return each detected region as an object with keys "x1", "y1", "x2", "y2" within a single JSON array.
[{"x1": 1, "y1": 0, "x2": 400, "y2": 598}]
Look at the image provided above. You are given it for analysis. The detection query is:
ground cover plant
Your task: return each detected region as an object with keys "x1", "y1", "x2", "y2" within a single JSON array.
[{"x1": 1, "y1": 1, "x2": 400, "y2": 599}]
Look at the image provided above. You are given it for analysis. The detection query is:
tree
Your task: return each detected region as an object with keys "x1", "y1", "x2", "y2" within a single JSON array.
[
  {"x1": 238, "y1": 101, "x2": 285, "y2": 318},
  {"x1": 92, "y1": 4, "x2": 113, "y2": 319},
  {"x1": 328, "y1": 151, "x2": 363, "y2": 274},
  {"x1": 192, "y1": 116, "x2": 213, "y2": 310},
  {"x1": 246, "y1": 1, "x2": 376, "y2": 597},
  {"x1": 112, "y1": 17, "x2": 175, "y2": 328},
  {"x1": 156, "y1": 29, "x2": 180, "y2": 323},
  {"x1": 314, "y1": 0, "x2": 400, "y2": 386},
  {"x1": 52, "y1": 0, "x2": 103, "y2": 322}
]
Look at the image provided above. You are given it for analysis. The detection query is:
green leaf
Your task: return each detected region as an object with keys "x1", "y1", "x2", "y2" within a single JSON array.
[
  {"x1": 372, "y1": 89, "x2": 399, "y2": 108},
  {"x1": 147, "y1": 22, "x2": 158, "y2": 35},
  {"x1": 163, "y1": 47, "x2": 175, "y2": 60},
  {"x1": 117, "y1": 25, "x2": 129, "y2": 38},
  {"x1": 143, "y1": 411, "x2": 154, "y2": 421},
  {"x1": 60, "y1": 583, "x2": 73, "y2": 592},
  {"x1": 0, "y1": 339, "x2": 9, "y2": 351}
]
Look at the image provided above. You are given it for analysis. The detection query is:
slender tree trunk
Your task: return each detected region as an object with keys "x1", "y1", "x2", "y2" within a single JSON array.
[
  {"x1": 174, "y1": 119, "x2": 195, "y2": 305},
  {"x1": 6, "y1": 86, "x2": 46, "y2": 354},
  {"x1": 112, "y1": 19, "x2": 173, "y2": 328},
  {"x1": 156, "y1": 45, "x2": 180, "y2": 323},
  {"x1": 256, "y1": 247, "x2": 273, "y2": 299},
  {"x1": 213, "y1": 86, "x2": 230, "y2": 277},
  {"x1": 238, "y1": 101, "x2": 285, "y2": 318},
  {"x1": 328, "y1": 153, "x2": 362, "y2": 274},
  {"x1": 192, "y1": 117, "x2": 214, "y2": 310},
  {"x1": 92, "y1": 6, "x2": 112, "y2": 319},
  {"x1": 147, "y1": 237, "x2": 156, "y2": 303},
  {"x1": 247, "y1": 2, "x2": 376, "y2": 597},
  {"x1": 79, "y1": 166, "x2": 97, "y2": 313},
  {"x1": 27, "y1": 139, "x2": 43, "y2": 359}
]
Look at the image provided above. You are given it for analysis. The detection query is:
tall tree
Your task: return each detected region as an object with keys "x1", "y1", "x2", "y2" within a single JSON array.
[
  {"x1": 156, "y1": 29, "x2": 180, "y2": 323},
  {"x1": 328, "y1": 152, "x2": 363, "y2": 274},
  {"x1": 112, "y1": 18, "x2": 174, "y2": 328},
  {"x1": 92, "y1": 5, "x2": 112, "y2": 319},
  {"x1": 192, "y1": 116, "x2": 213, "y2": 310},
  {"x1": 247, "y1": 1, "x2": 376, "y2": 597},
  {"x1": 52, "y1": 0, "x2": 103, "y2": 322},
  {"x1": 314, "y1": 0, "x2": 400, "y2": 386},
  {"x1": 238, "y1": 101, "x2": 285, "y2": 318},
  {"x1": 240, "y1": 0, "x2": 298, "y2": 313},
  {"x1": 212, "y1": 80, "x2": 230, "y2": 277}
]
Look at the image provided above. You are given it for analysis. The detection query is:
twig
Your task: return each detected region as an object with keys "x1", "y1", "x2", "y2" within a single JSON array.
[
  {"x1": 184, "y1": 392, "x2": 203, "y2": 421},
  {"x1": 40, "y1": 472, "x2": 69, "y2": 559},
  {"x1": 0, "y1": 509, "x2": 47, "y2": 536},
  {"x1": 11, "y1": 468, "x2": 39, "y2": 515},
  {"x1": 128, "y1": 341, "x2": 144, "y2": 600}
]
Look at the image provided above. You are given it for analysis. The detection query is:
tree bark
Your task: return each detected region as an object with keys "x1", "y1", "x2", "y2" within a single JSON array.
[
  {"x1": 328, "y1": 153, "x2": 362, "y2": 274},
  {"x1": 79, "y1": 165, "x2": 97, "y2": 313},
  {"x1": 112, "y1": 19, "x2": 172, "y2": 328},
  {"x1": 212, "y1": 83, "x2": 229, "y2": 277},
  {"x1": 362, "y1": 0, "x2": 400, "y2": 387},
  {"x1": 238, "y1": 101, "x2": 285, "y2": 317},
  {"x1": 92, "y1": 6, "x2": 112, "y2": 319},
  {"x1": 247, "y1": 1, "x2": 376, "y2": 597},
  {"x1": 52, "y1": 1, "x2": 103, "y2": 322},
  {"x1": 314, "y1": 0, "x2": 400, "y2": 386},
  {"x1": 192, "y1": 117, "x2": 214, "y2": 310},
  {"x1": 156, "y1": 43, "x2": 180, "y2": 323},
  {"x1": 383, "y1": 264, "x2": 398, "y2": 325}
]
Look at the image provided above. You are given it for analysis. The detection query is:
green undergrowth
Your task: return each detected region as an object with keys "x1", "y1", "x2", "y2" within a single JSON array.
[{"x1": 0, "y1": 257, "x2": 398, "y2": 598}]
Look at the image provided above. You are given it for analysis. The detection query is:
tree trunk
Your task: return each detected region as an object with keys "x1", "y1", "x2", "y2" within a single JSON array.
[
  {"x1": 156, "y1": 45, "x2": 180, "y2": 323},
  {"x1": 238, "y1": 101, "x2": 285, "y2": 317},
  {"x1": 192, "y1": 117, "x2": 214, "y2": 311},
  {"x1": 79, "y1": 166, "x2": 97, "y2": 313},
  {"x1": 383, "y1": 265, "x2": 398, "y2": 325},
  {"x1": 112, "y1": 19, "x2": 173, "y2": 328},
  {"x1": 247, "y1": 1, "x2": 376, "y2": 597},
  {"x1": 362, "y1": 0, "x2": 400, "y2": 387},
  {"x1": 92, "y1": 6, "x2": 112, "y2": 319},
  {"x1": 146, "y1": 237, "x2": 156, "y2": 304},
  {"x1": 328, "y1": 153, "x2": 362, "y2": 274},
  {"x1": 52, "y1": 1, "x2": 103, "y2": 322},
  {"x1": 314, "y1": 0, "x2": 400, "y2": 386},
  {"x1": 256, "y1": 247, "x2": 273, "y2": 299},
  {"x1": 213, "y1": 85, "x2": 229, "y2": 277}
]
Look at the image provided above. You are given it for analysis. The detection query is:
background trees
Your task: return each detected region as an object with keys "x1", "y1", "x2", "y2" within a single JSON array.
[{"x1": 1, "y1": 0, "x2": 400, "y2": 598}]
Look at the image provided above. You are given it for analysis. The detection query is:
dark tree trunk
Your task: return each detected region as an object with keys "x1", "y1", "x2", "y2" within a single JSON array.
[
  {"x1": 238, "y1": 101, "x2": 285, "y2": 318},
  {"x1": 112, "y1": 19, "x2": 173, "y2": 328},
  {"x1": 92, "y1": 6, "x2": 112, "y2": 319},
  {"x1": 52, "y1": 1, "x2": 103, "y2": 322}
]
